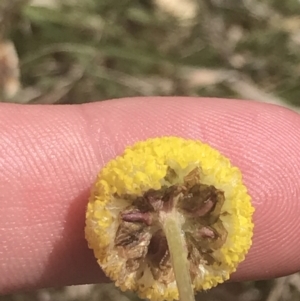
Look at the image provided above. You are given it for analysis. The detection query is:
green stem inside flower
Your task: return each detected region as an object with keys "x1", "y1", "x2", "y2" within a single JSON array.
[{"x1": 161, "y1": 211, "x2": 195, "y2": 301}]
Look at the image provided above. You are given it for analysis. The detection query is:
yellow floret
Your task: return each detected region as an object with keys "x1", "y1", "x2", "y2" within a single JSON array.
[{"x1": 85, "y1": 136, "x2": 254, "y2": 301}]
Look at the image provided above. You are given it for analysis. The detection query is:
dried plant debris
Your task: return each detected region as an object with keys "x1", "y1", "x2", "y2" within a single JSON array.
[
  {"x1": 0, "y1": 41, "x2": 20, "y2": 99},
  {"x1": 85, "y1": 137, "x2": 254, "y2": 301}
]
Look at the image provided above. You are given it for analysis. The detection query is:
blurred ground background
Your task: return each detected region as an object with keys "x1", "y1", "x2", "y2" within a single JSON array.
[{"x1": 1, "y1": 0, "x2": 300, "y2": 300}]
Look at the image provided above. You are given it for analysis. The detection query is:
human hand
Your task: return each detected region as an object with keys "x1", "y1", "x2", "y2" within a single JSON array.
[{"x1": 1, "y1": 97, "x2": 300, "y2": 294}]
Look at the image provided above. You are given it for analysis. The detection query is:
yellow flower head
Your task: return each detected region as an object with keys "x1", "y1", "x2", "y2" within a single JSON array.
[{"x1": 85, "y1": 137, "x2": 254, "y2": 301}]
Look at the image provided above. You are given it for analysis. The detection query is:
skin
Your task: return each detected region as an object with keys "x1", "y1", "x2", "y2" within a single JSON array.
[{"x1": 0, "y1": 97, "x2": 300, "y2": 294}]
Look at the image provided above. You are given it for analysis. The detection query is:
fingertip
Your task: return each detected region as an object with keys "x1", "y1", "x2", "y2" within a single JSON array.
[{"x1": 1, "y1": 97, "x2": 300, "y2": 292}]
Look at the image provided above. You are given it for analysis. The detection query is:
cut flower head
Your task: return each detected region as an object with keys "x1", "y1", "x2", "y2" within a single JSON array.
[{"x1": 85, "y1": 137, "x2": 254, "y2": 301}]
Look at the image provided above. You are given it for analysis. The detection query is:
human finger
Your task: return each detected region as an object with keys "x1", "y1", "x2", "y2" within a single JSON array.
[{"x1": 0, "y1": 97, "x2": 300, "y2": 293}]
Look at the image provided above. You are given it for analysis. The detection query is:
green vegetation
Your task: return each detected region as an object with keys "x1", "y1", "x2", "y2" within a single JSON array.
[{"x1": 0, "y1": 0, "x2": 300, "y2": 109}]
